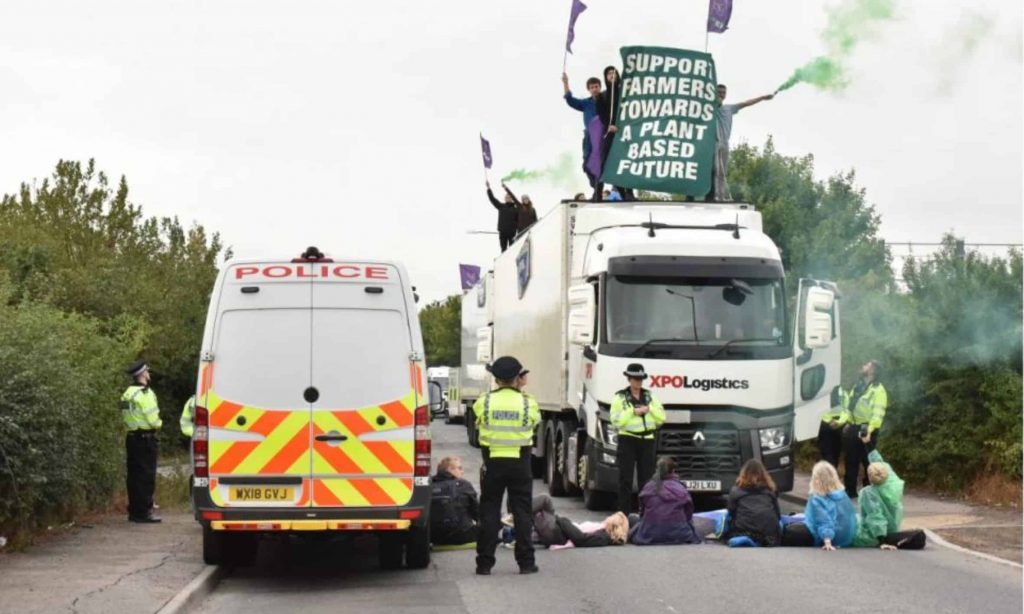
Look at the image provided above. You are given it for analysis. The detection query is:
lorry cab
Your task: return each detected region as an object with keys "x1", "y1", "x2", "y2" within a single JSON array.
[{"x1": 191, "y1": 247, "x2": 437, "y2": 569}]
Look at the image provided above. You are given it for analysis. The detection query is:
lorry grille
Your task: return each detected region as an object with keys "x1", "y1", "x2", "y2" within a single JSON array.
[
  {"x1": 669, "y1": 454, "x2": 741, "y2": 473},
  {"x1": 657, "y1": 425, "x2": 741, "y2": 474}
]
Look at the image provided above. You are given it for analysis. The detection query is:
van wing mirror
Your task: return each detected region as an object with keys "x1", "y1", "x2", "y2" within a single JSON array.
[
  {"x1": 568, "y1": 284, "x2": 596, "y2": 346},
  {"x1": 803, "y1": 286, "x2": 836, "y2": 349}
]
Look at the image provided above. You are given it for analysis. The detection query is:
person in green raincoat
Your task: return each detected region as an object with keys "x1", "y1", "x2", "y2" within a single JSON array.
[{"x1": 852, "y1": 450, "x2": 926, "y2": 550}]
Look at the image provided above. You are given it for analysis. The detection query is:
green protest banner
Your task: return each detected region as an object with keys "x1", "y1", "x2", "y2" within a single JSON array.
[{"x1": 601, "y1": 46, "x2": 717, "y2": 196}]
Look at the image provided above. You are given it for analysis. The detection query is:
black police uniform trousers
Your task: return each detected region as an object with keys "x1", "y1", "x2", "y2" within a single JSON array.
[
  {"x1": 817, "y1": 421, "x2": 843, "y2": 468},
  {"x1": 476, "y1": 448, "x2": 534, "y2": 571},
  {"x1": 841, "y1": 424, "x2": 877, "y2": 498},
  {"x1": 126, "y1": 430, "x2": 159, "y2": 519},
  {"x1": 617, "y1": 434, "x2": 656, "y2": 515}
]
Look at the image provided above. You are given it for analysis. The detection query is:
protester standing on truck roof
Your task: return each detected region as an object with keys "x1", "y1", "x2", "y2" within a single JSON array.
[
  {"x1": 562, "y1": 72, "x2": 604, "y2": 189},
  {"x1": 430, "y1": 456, "x2": 480, "y2": 546},
  {"x1": 839, "y1": 360, "x2": 888, "y2": 498},
  {"x1": 610, "y1": 363, "x2": 666, "y2": 514},
  {"x1": 486, "y1": 181, "x2": 518, "y2": 252},
  {"x1": 707, "y1": 84, "x2": 774, "y2": 202},
  {"x1": 473, "y1": 356, "x2": 541, "y2": 575},
  {"x1": 121, "y1": 360, "x2": 162, "y2": 523},
  {"x1": 503, "y1": 186, "x2": 537, "y2": 236},
  {"x1": 595, "y1": 66, "x2": 635, "y2": 202}
]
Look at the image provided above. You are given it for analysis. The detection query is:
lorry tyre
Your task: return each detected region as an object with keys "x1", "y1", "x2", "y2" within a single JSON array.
[
  {"x1": 202, "y1": 524, "x2": 224, "y2": 565},
  {"x1": 581, "y1": 441, "x2": 616, "y2": 511},
  {"x1": 379, "y1": 533, "x2": 404, "y2": 570},
  {"x1": 557, "y1": 421, "x2": 582, "y2": 496},
  {"x1": 405, "y1": 524, "x2": 431, "y2": 569},
  {"x1": 546, "y1": 424, "x2": 567, "y2": 496}
]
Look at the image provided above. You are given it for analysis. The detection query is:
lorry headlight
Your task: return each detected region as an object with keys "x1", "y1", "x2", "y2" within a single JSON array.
[
  {"x1": 759, "y1": 427, "x2": 789, "y2": 452},
  {"x1": 601, "y1": 421, "x2": 618, "y2": 446}
]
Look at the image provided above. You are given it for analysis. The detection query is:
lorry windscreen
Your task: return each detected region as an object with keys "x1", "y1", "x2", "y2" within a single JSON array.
[{"x1": 603, "y1": 275, "x2": 790, "y2": 360}]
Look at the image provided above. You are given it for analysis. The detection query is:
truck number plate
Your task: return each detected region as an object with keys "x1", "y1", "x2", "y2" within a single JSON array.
[
  {"x1": 228, "y1": 487, "x2": 294, "y2": 502},
  {"x1": 682, "y1": 480, "x2": 721, "y2": 492}
]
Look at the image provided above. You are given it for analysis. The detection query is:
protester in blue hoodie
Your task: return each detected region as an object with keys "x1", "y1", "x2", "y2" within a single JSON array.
[
  {"x1": 804, "y1": 461, "x2": 858, "y2": 550},
  {"x1": 562, "y1": 72, "x2": 605, "y2": 189}
]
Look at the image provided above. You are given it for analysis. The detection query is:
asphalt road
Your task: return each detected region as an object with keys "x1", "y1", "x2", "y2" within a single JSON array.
[{"x1": 194, "y1": 421, "x2": 1023, "y2": 614}]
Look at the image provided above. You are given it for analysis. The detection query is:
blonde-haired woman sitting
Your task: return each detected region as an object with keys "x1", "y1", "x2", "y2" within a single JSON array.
[{"x1": 805, "y1": 461, "x2": 857, "y2": 550}]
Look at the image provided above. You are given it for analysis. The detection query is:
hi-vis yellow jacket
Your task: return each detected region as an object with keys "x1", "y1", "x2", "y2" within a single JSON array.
[
  {"x1": 610, "y1": 388, "x2": 666, "y2": 439},
  {"x1": 473, "y1": 387, "x2": 540, "y2": 459},
  {"x1": 121, "y1": 385, "x2": 162, "y2": 431}
]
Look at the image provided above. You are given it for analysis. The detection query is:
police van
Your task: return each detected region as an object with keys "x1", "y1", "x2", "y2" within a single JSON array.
[{"x1": 191, "y1": 247, "x2": 441, "y2": 568}]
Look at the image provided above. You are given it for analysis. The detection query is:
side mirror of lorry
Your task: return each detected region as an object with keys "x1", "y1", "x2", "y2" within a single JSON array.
[
  {"x1": 428, "y1": 381, "x2": 446, "y2": 419},
  {"x1": 568, "y1": 284, "x2": 596, "y2": 346},
  {"x1": 803, "y1": 286, "x2": 835, "y2": 349}
]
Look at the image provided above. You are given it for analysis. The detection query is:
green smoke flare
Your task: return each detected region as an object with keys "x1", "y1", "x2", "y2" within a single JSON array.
[
  {"x1": 501, "y1": 153, "x2": 577, "y2": 189},
  {"x1": 777, "y1": 0, "x2": 895, "y2": 93}
]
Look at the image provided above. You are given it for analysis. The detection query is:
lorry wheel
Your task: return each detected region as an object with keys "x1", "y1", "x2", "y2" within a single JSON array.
[
  {"x1": 405, "y1": 525, "x2": 431, "y2": 569},
  {"x1": 580, "y1": 442, "x2": 616, "y2": 511},
  {"x1": 546, "y1": 426, "x2": 566, "y2": 496},
  {"x1": 202, "y1": 524, "x2": 224, "y2": 565},
  {"x1": 557, "y1": 421, "x2": 582, "y2": 496},
  {"x1": 378, "y1": 533, "x2": 404, "y2": 570}
]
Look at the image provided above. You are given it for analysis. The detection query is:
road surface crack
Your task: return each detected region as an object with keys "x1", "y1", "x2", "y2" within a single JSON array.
[{"x1": 67, "y1": 540, "x2": 185, "y2": 613}]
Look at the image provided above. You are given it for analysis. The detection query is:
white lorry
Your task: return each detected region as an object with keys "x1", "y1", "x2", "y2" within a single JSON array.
[
  {"x1": 474, "y1": 200, "x2": 841, "y2": 509},
  {"x1": 426, "y1": 366, "x2": 461, "y2": 423}
]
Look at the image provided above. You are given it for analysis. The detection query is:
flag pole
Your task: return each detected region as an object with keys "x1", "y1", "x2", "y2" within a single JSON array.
[
  {"x1": 562, "y1": 50, "x2": 569, "y2": 73},
  {"x1": 704, "y1": 2, "x2": 711, "y2": 52}
]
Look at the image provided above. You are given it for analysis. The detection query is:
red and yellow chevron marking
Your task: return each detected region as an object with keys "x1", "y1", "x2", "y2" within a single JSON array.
[
  {"x1": 207, "y1": 391, "x2": 311, "y2": 478},
  {"x1": 312, "y1": 478, "x2": 414, "y2": 507}
]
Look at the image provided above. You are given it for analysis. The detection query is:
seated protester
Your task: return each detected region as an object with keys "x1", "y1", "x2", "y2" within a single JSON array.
[
  {"x1": 430, "y1": 456, "x2": 479, "y2": 545},
  {"x1": 629, "y1": 457, "x2": 702, "y2": 545},
  {"x1": 853, "y1": 450, "x2": 926, "y2": 550},
  {"x1": 725, "y1": 459, "x2": 782, "y2": 547},
  {"x1": 805, "y1": 461, "x2": 858, "y2": 551},
  {"x1": 532, "y1": 494, "x2": 628, "y2": 548}
]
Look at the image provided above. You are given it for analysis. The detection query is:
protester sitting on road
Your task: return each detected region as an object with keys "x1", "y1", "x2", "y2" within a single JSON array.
[
  {"x1": 531, "y1": 494, "x2": 628, "y2": 548},
  {"x1": 852, "y1": 451, "x2": 927, "y2": 550},
  {"x1": 430, "y1": 456, "x2": 480, "y2": 546},
  {"x1": 805, "y1": 461, "x2": 858, "y2": 551},
  {"x1": 486, "y1": 180, "x2": 519, "y2": 252},
  {"x1": 724, "y1": 459, "x2": 782, "y2": 547},
  {"x1": 502, "y1": 186, "x2": 537, "y2": 235},
  {"x1": 628, "y1": 457, "x2": 702, "y2": 545}
]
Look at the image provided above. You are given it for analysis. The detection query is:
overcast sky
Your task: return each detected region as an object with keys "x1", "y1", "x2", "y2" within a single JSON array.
[{"x1": 1, "y1": 0, "x2": 1020, "y2": 303}]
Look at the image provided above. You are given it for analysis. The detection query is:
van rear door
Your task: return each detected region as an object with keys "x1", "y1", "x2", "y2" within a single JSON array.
[
  {"x1": 309, "y1": 264, "x2": 419, "y2": 508},
  {"x1": 203, "y1": 263, "x2": 313, "y2": 508}
]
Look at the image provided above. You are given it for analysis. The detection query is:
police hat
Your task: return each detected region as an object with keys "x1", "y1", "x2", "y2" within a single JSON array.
[
  {"x1": 623, "y1": 363, "x2": 648, "y2": 379},
  {"x1": 487, "y1": 356, "x2": 527, "y2": 381},
  {"x1": 125, "y1": 360, "x2": 149, "y2": 378}
]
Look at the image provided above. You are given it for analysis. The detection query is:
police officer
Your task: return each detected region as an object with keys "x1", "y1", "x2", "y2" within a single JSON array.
[
  {"x1": 473, "y1": 356, "x2": 540, "y2": 575},
  {"x1": 839, "y1": 359, "x2": 888, "y2": 498},
  {"x1": 180, "y1": 395, "x2": 195, "y2": 438},
  {"x1": 817, "y1": 387, "x2": 848, "y2": 468},
  {"x1": 122, "y1": 360, "x2": 162, "y2": 523},
  {"x1": 611, "y1": 363, "x2": 666, "y2": 514}
]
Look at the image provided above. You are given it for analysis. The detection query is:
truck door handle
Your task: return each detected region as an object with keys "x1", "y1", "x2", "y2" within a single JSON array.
[{"x1": 315, "y1": 433, "x2": 349, "y2": 442}]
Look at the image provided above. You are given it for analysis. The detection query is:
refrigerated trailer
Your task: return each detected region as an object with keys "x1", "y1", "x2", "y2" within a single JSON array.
[{"x1": 474, "y1": 199, "x2": 841, "y2": 509}]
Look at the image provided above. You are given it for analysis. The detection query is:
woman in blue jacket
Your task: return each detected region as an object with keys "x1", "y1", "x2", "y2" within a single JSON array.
[{"x1": 805, "y1": 461, "x2": 858, "y2": 550}]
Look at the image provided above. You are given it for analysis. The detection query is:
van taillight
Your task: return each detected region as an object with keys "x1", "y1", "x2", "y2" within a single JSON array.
[
  {"x1": 193, "y1": 405, "x2": 209, "y2": 478},
  {"x1": 414, "y1": 405, "x2": 431, "y2": 477}
]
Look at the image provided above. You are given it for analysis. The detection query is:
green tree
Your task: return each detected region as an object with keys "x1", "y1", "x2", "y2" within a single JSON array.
[{"x1": 419, "y1": 295, "x2": 461, "y2": 367}]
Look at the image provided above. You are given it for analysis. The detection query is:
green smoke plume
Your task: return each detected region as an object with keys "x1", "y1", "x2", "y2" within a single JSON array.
[
  {"x1": 501, "y1": 153, "x2": 577, "y2": 189},
  {"x1": 777, "y1": 0, "x2": 895, "y2": 92}
]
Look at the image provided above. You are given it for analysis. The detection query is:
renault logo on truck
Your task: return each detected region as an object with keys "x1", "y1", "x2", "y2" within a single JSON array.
[{"x1": 650, "y1": 375, "x2": 750, "y2": 390}]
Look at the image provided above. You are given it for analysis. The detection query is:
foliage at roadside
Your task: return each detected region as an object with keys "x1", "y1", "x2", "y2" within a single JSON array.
[
  {"x1": 0, "y1": 160, "x2": 222, "y2": 545},
  {"x1": 419, "y1": 295, "x2": 461, "y2": 367}
]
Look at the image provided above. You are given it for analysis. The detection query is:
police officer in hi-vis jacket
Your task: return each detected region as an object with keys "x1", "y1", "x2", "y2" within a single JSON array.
[
  {"x1": 610, "y1": 363, "x2": 666, "y2": 514},
  {"x1": 473, "y1": 356, "x2": 541, "y2": 575},
  {"x1": 121, "y1": 360, "x2": 162, "y2": 523}
]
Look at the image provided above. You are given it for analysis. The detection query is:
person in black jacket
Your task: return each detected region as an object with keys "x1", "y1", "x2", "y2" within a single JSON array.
[
  {"x1": 531, "y1": 494, "x2": 628, "y2": 548},
  {"x1": 593, "y1": 65, "x2": 634, "y2": 202},
  {"x1": 725, "y1": 459, "x2": 782, "y2": 546},
  {"x1": 503, "y1": 186, "x2": 538, "y2": 235},
  {"x1": 430, "y1": 456, "x2": 480, "y2": 545},
  {"x1": 486, "y1": 181, "x2": 519, "y2": 251}
]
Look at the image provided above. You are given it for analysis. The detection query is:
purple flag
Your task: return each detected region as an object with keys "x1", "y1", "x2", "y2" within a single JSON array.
[
  {"x1": 585, "y1": 115, "x2": 605, "y2": 181},
  {"x1": 459, "y1": 264, "x2": 481, "y2": 290},
  {"x1": 565, "y1": 0, "x2": 587, "y2": 54},
  {"x1": 707, "y1": 0, "x2": 732, "y2": 33},
  {"x1": 480, "y1": 134, "x2": 493, "y2": 169}
]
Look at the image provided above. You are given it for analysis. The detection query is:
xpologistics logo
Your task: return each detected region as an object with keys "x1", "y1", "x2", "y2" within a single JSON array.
[{"x1": 649, "y1": 375, "x2": 750, "y2": 391}]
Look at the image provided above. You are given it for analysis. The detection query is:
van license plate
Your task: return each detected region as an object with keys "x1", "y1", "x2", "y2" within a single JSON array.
[
  {"x1": 682, "y1": 480, "x2": 721, "y2": 492},
  {"x1": 228, "y1": 487, "x2": 294, "y2": 502}
]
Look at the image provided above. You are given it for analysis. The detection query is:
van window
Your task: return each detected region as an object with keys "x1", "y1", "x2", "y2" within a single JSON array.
[
  {"x1": 311, "y1": 309, "x2": 412, "y2": 409},
  {"x1": 213, "y1": 309, "x2": 310, "y2": 407}
]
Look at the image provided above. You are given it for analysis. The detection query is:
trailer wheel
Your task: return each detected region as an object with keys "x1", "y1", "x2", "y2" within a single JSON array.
[
  {"x1": 202, "y1": 524, "x2": 224, "y2": 565},
  {"x1": 405, "y1": 525, "x2": 431, "y2": 569},
  {"x1": 557, "y1": 421, "x2": 582, "y2": 496},
  {"x1": 546, "y1": 425, "x2": 567, "y2": 496}
]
